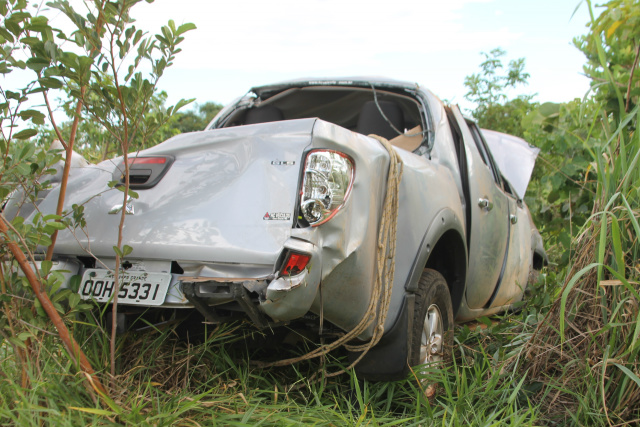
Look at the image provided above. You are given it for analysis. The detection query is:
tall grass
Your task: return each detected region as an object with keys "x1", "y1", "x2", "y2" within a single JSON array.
[
  {"x1": 0, "y1": 309, "x2": 547, "y2": 426},
  {"x1": 522, "y1": 2, "x2": 640, "y2": 424}
]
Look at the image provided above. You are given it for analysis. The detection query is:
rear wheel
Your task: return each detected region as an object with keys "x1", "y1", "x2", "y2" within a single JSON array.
[{"x1": 409, "y1": 269, "x2": 454, "y2": 368}]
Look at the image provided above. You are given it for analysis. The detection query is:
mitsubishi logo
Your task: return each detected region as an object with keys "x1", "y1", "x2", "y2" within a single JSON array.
[{"x1": 108, "y1": 196, "x2": 135, "y2": 215}]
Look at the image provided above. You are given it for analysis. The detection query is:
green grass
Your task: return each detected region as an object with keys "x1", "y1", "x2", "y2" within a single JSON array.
[{"x1": 0, "y1": 293, "x2": 551, "y2": 427}]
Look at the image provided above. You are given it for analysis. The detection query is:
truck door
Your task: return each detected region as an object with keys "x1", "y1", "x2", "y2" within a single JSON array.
[{"x1": 450, "y1": 107, "x2": 510, "y2": 309}]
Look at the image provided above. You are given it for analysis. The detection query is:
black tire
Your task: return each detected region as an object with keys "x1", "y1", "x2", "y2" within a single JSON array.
[{"x1": 409, "y1": 269, "x2": 454, "y2": 368}]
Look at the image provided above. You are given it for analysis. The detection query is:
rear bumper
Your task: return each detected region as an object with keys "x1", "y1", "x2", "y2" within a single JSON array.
[
  {"x1": 50, "y1": 236, "x2": 322, "y2": 327},
  {"x1": 179, "y1": 237, "x2": 322, "y2": 327}
]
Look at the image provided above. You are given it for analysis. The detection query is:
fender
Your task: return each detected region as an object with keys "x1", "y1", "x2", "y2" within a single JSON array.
[{"x1": 405, "y1": 208, "x2": 466, "y2": 291}]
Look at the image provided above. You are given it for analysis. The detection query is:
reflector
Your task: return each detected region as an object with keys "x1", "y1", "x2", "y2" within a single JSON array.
[{"x1": 281, "y1": 252, "x2": 311, "y2": 276}]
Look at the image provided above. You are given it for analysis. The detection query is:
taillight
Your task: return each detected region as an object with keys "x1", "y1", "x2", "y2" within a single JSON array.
[
  {"x1": 280, "y1": 252, "x2": 311, "y2": 276},
  {"x1": 299, "y1": 150, "x2": 354, "y2": 226},
  {"x1": 128, "y1": 157, "x2": 167, "y2": 165},
  {"x1": 112, "y1": 155, "x2": 174, "y2": 189}
]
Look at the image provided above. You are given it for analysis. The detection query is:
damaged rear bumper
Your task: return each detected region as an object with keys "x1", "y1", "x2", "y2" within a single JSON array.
[
  {"x1": 179, "y1": 237, "x2": 322, "y2": 328},
  {"x1": 42, "y1": 237, "x2": 322, "y2": 330}
]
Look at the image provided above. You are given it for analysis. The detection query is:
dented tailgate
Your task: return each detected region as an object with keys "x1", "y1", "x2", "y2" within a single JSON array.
[{"x1": 38, "y1": 119, "x2": 315, "y2": 267}]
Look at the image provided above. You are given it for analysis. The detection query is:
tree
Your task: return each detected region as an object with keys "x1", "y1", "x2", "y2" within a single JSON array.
[
  {"x1": 464, "y1": 47, "x2": 533, "y2": 135},
  {"x1": 171, "y1": 101, "x2": 223, "y2": 133},
  {"x1": 0, "y1": 0, "x2": 194, "y2": 396},
  {"x1": 52, "y1": 90, "x2": 187, "y2": 163},
  {"x1": 43, "y1": 97, "x2": 222, "y2": 163}
]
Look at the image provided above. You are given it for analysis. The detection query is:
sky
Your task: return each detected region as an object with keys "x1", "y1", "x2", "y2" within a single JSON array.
[
  {"x1": 123, "y1": 0, "x2": 594, "y2": 111},
  {"x1": 4, "y1": 0, "x2": 595, "y2": 117}
]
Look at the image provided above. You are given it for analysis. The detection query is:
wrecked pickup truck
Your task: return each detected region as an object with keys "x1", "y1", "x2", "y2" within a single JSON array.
[{"x1": 11, "y1": 77, "x2": 546, "y2": 380}]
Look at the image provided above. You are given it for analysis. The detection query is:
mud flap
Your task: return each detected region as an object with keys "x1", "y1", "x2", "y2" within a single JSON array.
[{"x1": 349, "y1": 293, "x2": 414, "y2": 381}]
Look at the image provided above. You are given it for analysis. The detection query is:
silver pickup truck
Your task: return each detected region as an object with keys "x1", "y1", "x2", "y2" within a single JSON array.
[{"x1": 11, "y1": 77, "x2": 546, "y2": 380}]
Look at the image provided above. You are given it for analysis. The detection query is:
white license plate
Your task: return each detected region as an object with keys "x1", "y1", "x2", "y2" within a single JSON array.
[{"x1": 79, "y1": 269, "x2": 171, "y2": 306}]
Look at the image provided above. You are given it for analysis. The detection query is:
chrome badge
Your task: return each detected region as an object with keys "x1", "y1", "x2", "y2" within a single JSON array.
[
  {"x1": 109, "y1": 196, "x2": 135, "y2": 215},
  {"x1": 263, "y1": 212, "x2": 291, "y2": 221}
]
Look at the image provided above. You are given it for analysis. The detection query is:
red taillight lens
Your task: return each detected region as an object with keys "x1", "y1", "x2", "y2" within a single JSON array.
[
  {"x1": 128, "y1": 157, "x2": 167, "y2": 165},
  {"x1": 280, "y1": 252, "x2": 311, "y2": 276}
]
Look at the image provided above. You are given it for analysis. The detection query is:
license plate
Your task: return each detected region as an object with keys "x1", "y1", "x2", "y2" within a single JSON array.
[{"x1": 79, "y1": 269, "x2": 171, "y2": 306}]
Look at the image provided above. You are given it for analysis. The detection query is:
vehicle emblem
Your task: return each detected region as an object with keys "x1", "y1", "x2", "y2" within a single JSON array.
[
  {"x1": 109, "y1": 196, "x2": 135, "y2": 215},
  {"x1": 263, "y1": 212, "x2": 291, "y2": 221},
  {"x1": 271, "y1": 160, "x2": 295, "y2": 166}
]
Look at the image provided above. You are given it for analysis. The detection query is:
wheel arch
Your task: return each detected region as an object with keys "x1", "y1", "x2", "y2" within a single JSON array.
[
  {"x1": 424, "y1": 230, "x2": 466, "y2": 316},
  {"x1": 404, "y1": 208, "x2": 467, "y2": 316}
]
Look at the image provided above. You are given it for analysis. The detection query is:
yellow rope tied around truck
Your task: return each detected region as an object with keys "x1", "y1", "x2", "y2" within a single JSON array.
[{"x1": 255, "y1": 135, "x2": 403, "y2": 378}]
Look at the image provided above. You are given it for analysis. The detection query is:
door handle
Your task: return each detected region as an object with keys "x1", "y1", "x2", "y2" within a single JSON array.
[{"x1": 478, "y1": 198, "x2": 493, "y2": 211}]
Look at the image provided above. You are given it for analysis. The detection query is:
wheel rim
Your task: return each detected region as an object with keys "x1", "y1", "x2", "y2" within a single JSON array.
[{"x1": 419, "y1": 304, "x2": 444, "y2": 365}]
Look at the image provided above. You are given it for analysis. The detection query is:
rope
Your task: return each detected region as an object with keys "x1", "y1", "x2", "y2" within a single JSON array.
[{"x1": 254, "y1": 135, "x2": 403, "y2": 378}]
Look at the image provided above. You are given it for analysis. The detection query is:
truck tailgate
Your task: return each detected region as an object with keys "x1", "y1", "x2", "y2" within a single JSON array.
[{"x1": 44, "y1": 119, "x2": 315, "y2": 266}]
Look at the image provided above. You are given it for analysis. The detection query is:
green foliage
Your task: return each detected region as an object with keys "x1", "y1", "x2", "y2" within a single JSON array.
[
  {"x1": 523, "y1": 98, "x2": 599, "y2": 267},
  {"x1": 39, "y1": 96, "x2": 222, "y2": 163},
  {"x1": 1, "y1": 0, "x2": 196, "y2": 401},
  {"x1": 4, "y1": 0, "x2": 196, "y2": 162},
  {"x1": 574, "y1": 0, "x2": 640, "y2": 117},
  {"x1": 522, "y1": 1, "x2": 640, "y2": 424},
  {"x1": 171, "y1": 101, "x2": 223, "y2": 133},
  {"x1": 40, "y1": 0, "x2": 196, "y2": 158},
  {"x1": 464, "y1": 47, "x2": 533, "y2": 132},
  {"x1": 476, "y1": 97, "x2": 537, "y2": 138},
  {"x1": 50, "y1": 90, "x2": 185, "y2": 162},
  {"x1": 520, "y1": 0, "x2": 640, "y2": 273}
]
